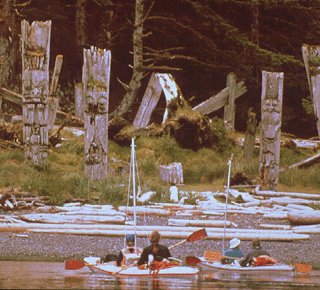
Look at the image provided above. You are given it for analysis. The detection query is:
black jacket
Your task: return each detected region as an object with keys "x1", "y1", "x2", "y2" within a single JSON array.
[{"x1": 137, "y1": 244, "x2": 171, "y2": 266}]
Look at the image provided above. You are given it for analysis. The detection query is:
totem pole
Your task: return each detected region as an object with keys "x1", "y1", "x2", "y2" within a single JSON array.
[
  {"x1": 21, "y1": 20, "x2": 51, "y2": 166},
  {"x1": 83, "y1": 47, "x2": 111, "y2": 180},
  {"x1": 259, "y1": 71, "x2": 284, "y2": 191}
]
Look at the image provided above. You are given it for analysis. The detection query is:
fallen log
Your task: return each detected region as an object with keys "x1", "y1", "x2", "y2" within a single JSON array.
[
  {"x1": 288, "y1": 210, "x2": 320, "y2": 225},
  {"x1": 18, "y1": 213, "x2": 125, "y2": 224},
  {"x1": 280, "y1": 152, "x2": 320, "y2": 172},
  {"x1": 259, "y1": 224, "x2": 291, "y2": 230},
  {"x1": 0, "y1": 223, "x2": 308, "y2": 241},
  {"x1": 168, "y1": 219, "x2": 234, "y2": 228},
  {"x1": 255, "y1": 190, "x2": 320, "y2": 200}
]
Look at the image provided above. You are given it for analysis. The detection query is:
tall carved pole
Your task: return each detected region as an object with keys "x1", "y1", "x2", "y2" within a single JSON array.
[
  {"x1": 21, "y1": 20, "x2": 51, "y2": 166},
  {"x1": 83, "y1": 47, "x2": 111, "y2": 180},
  {"x1": 302, "y1": 44, "x2": 320, "y2": 138},
  {"x1": 259, "y1": 71, "x2": 284, "y2": 191}
]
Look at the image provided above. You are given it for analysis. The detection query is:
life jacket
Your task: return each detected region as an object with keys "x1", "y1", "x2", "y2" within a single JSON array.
[
  {"x1": 120, "y1": 247, "x2": 142, "y2": 266},
  {"x1": 253, "y1": 255, "x2": 277, "y2": 266}
]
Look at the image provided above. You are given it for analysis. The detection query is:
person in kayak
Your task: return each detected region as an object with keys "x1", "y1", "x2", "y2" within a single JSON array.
[
  {"x1": 221, "y1": 238, "x2": 245, "y2": 264},
  {"x1": 116, "y1": 234, "x2": 142, "y2": 266},
  {"x1": 137, "y1": 230, "x2": 171, "y2": 266},
  {"x1": 239, "y1": 239, "x2": 271, "y2": 267}
]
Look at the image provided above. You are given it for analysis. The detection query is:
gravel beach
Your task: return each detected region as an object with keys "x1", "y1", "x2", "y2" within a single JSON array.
[{"x1": 0, "y1": 211, "x2": 319, "y2": 267}]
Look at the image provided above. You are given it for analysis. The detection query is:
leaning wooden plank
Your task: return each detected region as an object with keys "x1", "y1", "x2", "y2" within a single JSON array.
[
  {"x1": 288, "y1": 210, "x2": 320, "y2": 225},
  {"x1": 193, "y1": 81, "x2": 247, "y2": 115},
  {"x1": 280, "y1": 152, "x2": 320, "y2": 172},
  {"x1": 133, "y1": 73, "x2": 163, "y2": 129},
  {"x1": 255, "y1": 190, "x2": 320, "y2": 200},
  {"x1": 168, "y1": 219, "x2": 233, "y2": 228},
  {"x1": 48, "y1": 54, "x2": 63, "y2": 130}
]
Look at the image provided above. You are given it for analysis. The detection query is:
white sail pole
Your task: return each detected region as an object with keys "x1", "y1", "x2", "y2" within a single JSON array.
[
  {"x1": 222, "y1": 154, "x2": 233, "y2": 254},
  {"x1": 131, "y1": 138, "x2": 137, "y2": 253}
]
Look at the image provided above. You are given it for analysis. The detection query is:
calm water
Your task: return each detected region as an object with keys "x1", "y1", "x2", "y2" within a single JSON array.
[{"x1": 0, "y1": 261, "x2": 319, "y2": 289}]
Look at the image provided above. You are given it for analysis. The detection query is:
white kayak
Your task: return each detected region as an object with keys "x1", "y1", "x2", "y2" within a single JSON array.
[
  {"x1": 84, "y1": 256, "x2": 199, "y2": 278},
  {"x1": 199, "y1": 257, "x2": 295, "y2": 276}
]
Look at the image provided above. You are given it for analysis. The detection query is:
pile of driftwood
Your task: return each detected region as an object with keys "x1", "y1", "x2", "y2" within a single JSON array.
[
  {"x1": 0, "y1": 190, "x2": 49, "y2": 211},
  {"x1": 1, "y1": 186, "x2": 320, "y2": 242}
]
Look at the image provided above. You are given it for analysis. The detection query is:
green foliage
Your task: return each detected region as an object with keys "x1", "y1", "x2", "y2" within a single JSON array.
[{"x1": 208, "y1": 117, "x2": 233, "y2": 153}]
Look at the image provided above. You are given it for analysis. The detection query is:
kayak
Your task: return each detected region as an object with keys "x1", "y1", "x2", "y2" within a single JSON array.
[
  {"x1": 199, "y1": 257, "x2": 294, "y2": 276},
  {"x1": 84, "y1": 256, "x2": 199, "y2": 278}
]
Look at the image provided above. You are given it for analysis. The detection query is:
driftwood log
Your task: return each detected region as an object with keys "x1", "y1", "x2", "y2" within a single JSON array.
[{"x1": 288, "y1": 210, "x2": 320, "y2": 225}]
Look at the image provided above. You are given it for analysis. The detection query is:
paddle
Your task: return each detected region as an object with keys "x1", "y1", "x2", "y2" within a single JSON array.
[
  {"x1": 65, "y1": 260, "x2": 86, "y2": 270},
  {"x1": 293, "y1": 263, "x2": 312, "y2": 274},
  {"x1": 168, "y1": 228, "x2": 208, "y2": 250}
]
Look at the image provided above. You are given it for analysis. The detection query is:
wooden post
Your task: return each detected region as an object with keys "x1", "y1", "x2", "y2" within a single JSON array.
[
  {"x1": 75, "y1": 82, "x2": 84, "y2": 120},
  {"x1": 21, "y1": 20, "x2": 51, "y2": 166},
  {"x1": 302, "y1": 44, "x2": 320, "y2": 138},
  {"x1": 48, "y1": 54, "x2": 63, "y2": 130},
  {"x1": 243, "y1": 107, "x2": 257, "y2": 165},
  {"x1": 259, "y1": 71, "x2": 284, "y2": 191},
  {"x1": 83, "y1": 47, "x2": 111, "y2": 180},
  {"x1": 224, "y1": 73, "x2": 237, "y2": 130}
]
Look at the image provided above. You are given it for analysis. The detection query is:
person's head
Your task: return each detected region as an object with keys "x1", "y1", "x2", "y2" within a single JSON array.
[
  {"x1": 125, "y1": 234, "x2": 135, "y2": 248},
  {"x1": 229, "y1": 238, "x2": 241, "y2": 249},
  {"x1": 149, "y1": 231, "x2": 161, "y2": 255},
  {"x1": 149, "y1": 230, "x2": 161, "y2": 245},
  {"x1": 252, "y1": 239, "x2": 261, "y2": 249}
]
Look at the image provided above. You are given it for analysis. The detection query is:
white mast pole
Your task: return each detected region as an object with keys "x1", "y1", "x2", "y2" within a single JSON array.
[
  {"x1": 131, "y1": 138, "x2": 137, "y2": 253},
  {"x1": 222, "y1": 153, "x2": 233, "y2": 254}
]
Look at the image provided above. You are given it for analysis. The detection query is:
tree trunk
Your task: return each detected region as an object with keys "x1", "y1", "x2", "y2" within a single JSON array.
[
  {"x1": 75, "y1": 0, "x2": 87, "y2": 48},
  {"x1": 259, "y1": 71, "x2": 284, "y2": 191},
  {"x1": 21, "y1": 20, "x2": 51, "y2": 166},
  {"x1": 250, "y1": 4, "x2": 259, "y2": 46},
  {"x1": 0, "y1": 0, "x2": 17, "y2": 86},
  {"x1": 111, "y1": 0, "x2": 144, "y2": 119}
]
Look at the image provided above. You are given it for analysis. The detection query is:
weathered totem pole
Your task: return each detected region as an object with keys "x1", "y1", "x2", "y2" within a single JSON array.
[
  {"x1": 302, "y1": 44, "x2": 320, "y2": 138},
  {"x1": 21, "y1": 20, "x2": 51, "y2": 166},
  {"x1": 259, "y1": 71, "x2": 284, "y2": 191},
  {"x1": 83, "y1": 47, "x2": 111, "y2": 180}
]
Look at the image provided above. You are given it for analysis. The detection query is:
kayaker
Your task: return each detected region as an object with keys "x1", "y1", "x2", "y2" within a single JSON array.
[
  {"x1": 222, "y1": 238, "x2": 245, "y2": 264},
  {"x1": 239, "y1": 239, "x2": 271, "y2": 267},
  {"x1": 116, "y1": 234, "x2": 142, "y2": 266},
  {"x1": 137, "y1": 230, "x2": 171, "y2": 266}
]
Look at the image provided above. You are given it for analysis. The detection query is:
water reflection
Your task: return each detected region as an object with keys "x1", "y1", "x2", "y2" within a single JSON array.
[{"x1": 0, "y1": 261, "x2": 319, "y2": 289}]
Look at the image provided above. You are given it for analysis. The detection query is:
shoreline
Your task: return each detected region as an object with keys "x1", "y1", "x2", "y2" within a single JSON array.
[{"x1": 0, "y1": 213, "x2": 318, "y2": 268}]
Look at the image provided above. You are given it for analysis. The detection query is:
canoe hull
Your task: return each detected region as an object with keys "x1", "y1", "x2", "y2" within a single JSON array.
[
  {"x1": 84, "y1": 256, "x2": 199, "y2": 278},
  {"x1": 200, "y1": 258, "x2": 294, "y2": 277}
]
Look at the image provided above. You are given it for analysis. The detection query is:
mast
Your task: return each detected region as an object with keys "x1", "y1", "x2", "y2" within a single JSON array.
[
  {"x1": 130, "y1": 138, "x2": 138, "y2": 253},
  {"x1": 222, "y1": 154, "x2": 233, "y2": 254}
]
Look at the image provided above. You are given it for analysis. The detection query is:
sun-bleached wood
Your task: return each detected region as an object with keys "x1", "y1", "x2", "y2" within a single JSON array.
[
  {"x1": 83, "y1": 47, "x2": 111, "y2": 179},
  {"x1": 21, "y1": 20, "x2": 51, "y2": 166},
  {"x1": 259, "y1": 71, "x2": 284, "y2": 191}
]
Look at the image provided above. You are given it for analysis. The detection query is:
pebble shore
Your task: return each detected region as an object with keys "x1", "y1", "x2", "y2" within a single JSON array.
[{"x1": 0, "y1": 212, "x2": 318, "y2": 267}]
